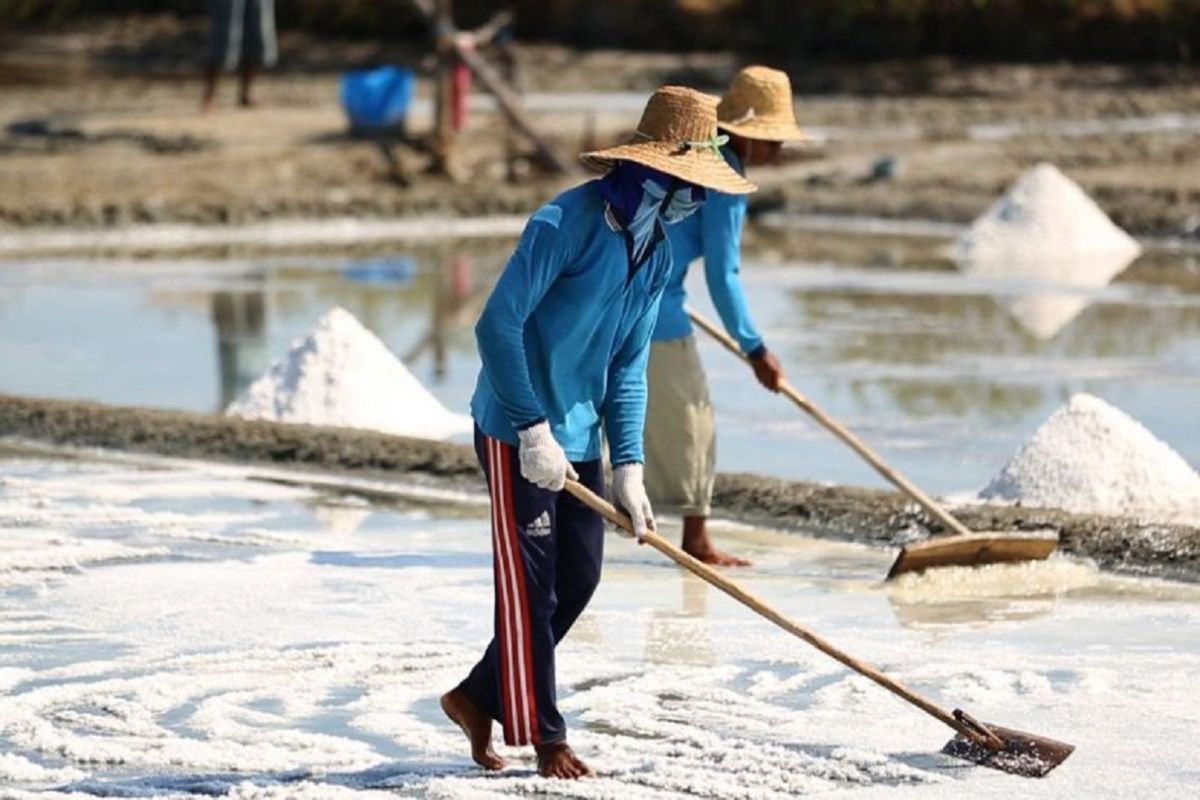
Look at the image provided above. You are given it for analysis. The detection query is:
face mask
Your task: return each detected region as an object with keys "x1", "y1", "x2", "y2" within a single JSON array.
[
  {"x1": 597, "y1": 163, "x2": 706, "y2": 263},
  {"x1": 661, "y1": 185, "x2": 706, "y2": 224},
  {"x1": 625, "y1": 179, "x2": 667, "y2": 264},
  {"x1": 642, "y1": 179, "x2": 705, "y2": 226}
]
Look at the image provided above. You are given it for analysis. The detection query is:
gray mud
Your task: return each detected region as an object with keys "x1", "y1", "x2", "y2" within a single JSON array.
[{"x1": 3, "y1": 393, "x2": 1198, "y2": 583}]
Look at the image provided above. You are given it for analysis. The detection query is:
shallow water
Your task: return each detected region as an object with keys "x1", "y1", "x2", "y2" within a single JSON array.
[
  {"x1": 1, "y1": 453, "x2": 1198, "y2": 798},
  {"x1": 1, "y1": 238, "x2": 1199, "y2": 495}
]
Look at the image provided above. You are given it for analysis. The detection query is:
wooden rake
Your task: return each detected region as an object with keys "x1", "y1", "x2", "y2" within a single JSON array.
[
  {"x1": 564, "y1": 479, "x2": 1075, "y2": 778},
  {"x1": 686, "y1": 308, "x2": 1057, "y2": 579}
]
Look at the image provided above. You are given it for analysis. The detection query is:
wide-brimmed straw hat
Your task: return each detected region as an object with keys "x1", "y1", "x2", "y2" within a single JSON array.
[
  {"x1": 581, "y1": 86, "x2": 756, "y2": 195},
  {"x1": 717, "y1": 66, "x2": 806, "y2": 143}
]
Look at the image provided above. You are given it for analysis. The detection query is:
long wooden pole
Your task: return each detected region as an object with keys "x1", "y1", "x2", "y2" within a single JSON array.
[
  {"x1": 563, "y1": 478, "x2": 1004, "y2": 750},
  {"x1": 686, "y1": 308, "x2": 976, "y2": 539}
]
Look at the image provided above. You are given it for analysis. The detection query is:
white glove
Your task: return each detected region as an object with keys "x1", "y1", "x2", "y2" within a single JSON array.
[
  {"x1": 517, "y1": 422, "x2": 578, "y2": 491},
  {"x1": 611, "y1": 463, "x2": 655, "y2": 542}
]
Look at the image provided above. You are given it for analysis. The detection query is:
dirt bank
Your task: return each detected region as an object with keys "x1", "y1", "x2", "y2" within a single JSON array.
[
  {"x1": 1, "y1": 19, "x2": 1199, "y2": 243},
  {"x1": 3, "y1": 393, "x2": 1197, "y2": 583}
]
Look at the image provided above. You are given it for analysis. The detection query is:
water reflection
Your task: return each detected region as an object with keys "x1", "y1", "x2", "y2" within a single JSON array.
[
  {"x1": 3, "y1": 237, "x2": 1198, "y2": 492},
  {"x1": 644, "y1": 575, "x2": 715, "y2": 667},
  {"x1": 957, "y1": 249, "x2": 1138, "y2": 341},
  {"x1": 787, "y1": 258, "x2": 1200, "y2": 423},
  {"x1": 211, "y1": 286, "x2": 268, "y2": 411},
  {"x1": 402, "y1": 255, "x2": 489, "y2": 382},
  {"x1": 197, "y1": 253, "x2": 494, "y2": 411}
]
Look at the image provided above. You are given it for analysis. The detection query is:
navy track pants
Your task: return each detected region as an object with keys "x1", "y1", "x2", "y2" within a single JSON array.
[{"x1": 458, "y1": 427, "x2": 605, "y2": 746}]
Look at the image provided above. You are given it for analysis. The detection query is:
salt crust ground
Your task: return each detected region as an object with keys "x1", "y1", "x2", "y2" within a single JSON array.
[{"x1": 2, "y1": 456, "x2": 1199, "y2": 798}]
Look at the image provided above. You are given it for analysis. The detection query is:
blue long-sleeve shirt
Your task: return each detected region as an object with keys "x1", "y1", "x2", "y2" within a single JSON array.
[
  {"x1": 471, "y1": 181, "x2": 672, "y2": 466},
  {"x1": 653, "y1": 147, "x2": 764, "y2": 355}
]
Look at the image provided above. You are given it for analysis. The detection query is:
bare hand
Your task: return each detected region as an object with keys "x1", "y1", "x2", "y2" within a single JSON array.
[{"x1": 750, "y1": 348, "x2": 784, "y2": 392}]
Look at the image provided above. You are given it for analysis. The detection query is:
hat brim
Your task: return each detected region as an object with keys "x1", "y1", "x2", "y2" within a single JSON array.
[
  {"x1": 717, "y1": 118, "x2": 809, "y2": 143},
  {"x1": 580, "y1": 141, "x2": 756, "y2": 195}
]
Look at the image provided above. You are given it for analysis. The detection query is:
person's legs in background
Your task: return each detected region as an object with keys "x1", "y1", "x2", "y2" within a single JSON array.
[
  {"x1": 645, "y1": 336, "x2": 750, "y2": 566},
  {"x1": 237, "y1": 0, "x2": 277, "y2": 107},
  {"x1": 201, "y1": 0, "x2": 239, "y2": 111}
]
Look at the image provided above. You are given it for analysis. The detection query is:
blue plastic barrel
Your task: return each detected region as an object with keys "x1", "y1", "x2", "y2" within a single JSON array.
[{"x1": 340, "y1": 66, "x2": 415, "y2": 131}]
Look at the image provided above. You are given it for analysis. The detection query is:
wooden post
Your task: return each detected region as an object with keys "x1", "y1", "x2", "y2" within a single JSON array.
[
  {"x1": 432, "y1": 0, "x2": 458, "y2": 177},
  {"x1": 409, "y1": 0, "x2": 573, "y2": 175}
]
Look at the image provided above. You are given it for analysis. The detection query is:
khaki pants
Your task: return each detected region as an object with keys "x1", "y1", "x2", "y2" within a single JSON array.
[{"x1": 644, "y1": 336, "x2": 716, "y2": 517}]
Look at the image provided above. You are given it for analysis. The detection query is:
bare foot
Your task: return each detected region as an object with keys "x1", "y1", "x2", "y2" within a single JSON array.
[
  {"x1": 684, "y1": 542, "x2": 752, "y2": 567},
  {"x1": 682, "y1": 518, "x2": 751, "y2": 567},
  {"x1": 536, "y1": 742, "x2": 595, "y2": 779},
  {"x1": 441, "y1": 688, "x2": 506, "y2": 770}
]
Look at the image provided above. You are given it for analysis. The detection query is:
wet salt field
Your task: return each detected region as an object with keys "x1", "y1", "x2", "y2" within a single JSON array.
[
  {"x1": 1, "y1": 239, "x2": 1199, "y2": 494},
  {"x1": 1, "y1": 450, "x2": 1199, "y2": 798}
]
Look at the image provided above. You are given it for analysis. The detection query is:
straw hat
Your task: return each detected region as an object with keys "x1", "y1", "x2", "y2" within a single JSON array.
[
  {"x1": 581, "y1": 86, "x2": 756, "y2": 195},
  {"x1": 717, "y1": 66, "x2": 806, "y2": 142}
]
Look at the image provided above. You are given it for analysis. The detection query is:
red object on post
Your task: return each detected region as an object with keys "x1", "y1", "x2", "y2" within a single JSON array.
[{"x1": 450, "y1": 46, "x2": 473, "y2": 131}]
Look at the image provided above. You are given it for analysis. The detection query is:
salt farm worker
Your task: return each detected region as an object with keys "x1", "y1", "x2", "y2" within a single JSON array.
[
  {"x1": 645, "y1": 66, "x2": 807, "y2": 567},
  {"x1": 440, "y1": 86, "x2": 755, "y2": 779}
]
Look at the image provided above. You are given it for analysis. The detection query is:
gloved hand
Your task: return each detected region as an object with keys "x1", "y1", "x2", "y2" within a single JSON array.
[
  {"x1": 612, "y1": 463, "x2": 655, "y2": 542},
  {"x1": 517, "y1": 422, "x2": 577, "y2": 491}
]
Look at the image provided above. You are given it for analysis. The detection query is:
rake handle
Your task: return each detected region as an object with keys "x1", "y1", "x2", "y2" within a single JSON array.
[
  {"x1": 686, "y1": 308, "x2": 975, "y2": 540},
  {"x1": 563, "y1": 479, "x2": 1003, "y2": 749}
]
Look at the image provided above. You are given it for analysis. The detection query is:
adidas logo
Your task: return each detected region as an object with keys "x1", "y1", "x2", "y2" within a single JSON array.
[{"x1": 524, "y1": 511, "x2": 552, "y2": 537}]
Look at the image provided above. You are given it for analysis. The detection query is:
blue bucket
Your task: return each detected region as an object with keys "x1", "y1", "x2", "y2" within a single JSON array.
[
  {"x1": 342, "y1": 256, "x2": 416, "y2": 286},
  {"x1": 340, "y1": 66, "x2": 415, "y2": 131}
]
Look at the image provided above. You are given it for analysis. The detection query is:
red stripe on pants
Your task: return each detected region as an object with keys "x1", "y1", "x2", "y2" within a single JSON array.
[
  {"x1": 488, "y1": 436, "x2": 540, "y2": 746},
  {"x1": 497, "y1": 438, "x2": 542, "y2": 745}
]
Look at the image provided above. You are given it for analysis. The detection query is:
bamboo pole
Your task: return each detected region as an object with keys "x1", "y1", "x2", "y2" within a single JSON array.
[
  {"x1": 687, "y1": 307, "x2": 976, "y2": 539},
  {"x1": 563, "y1": 478, "x2": 1004, "y2": 750}
]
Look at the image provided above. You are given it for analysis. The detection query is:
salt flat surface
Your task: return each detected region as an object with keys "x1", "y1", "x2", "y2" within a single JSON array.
[{"x1": 2, "y1": 455, "x2": 1200, "y2": 798}]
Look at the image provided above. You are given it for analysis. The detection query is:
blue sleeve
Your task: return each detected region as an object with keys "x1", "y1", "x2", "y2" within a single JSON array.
[
  {"x1": 604, "y1": 288, "x2": 663, "y2": 467},
  {"x1": 701, "y1": 191, "x2": 765, "y2": 355},
  {"x1": 474, "y1": 210, "x2": 570, "y2": 429}
]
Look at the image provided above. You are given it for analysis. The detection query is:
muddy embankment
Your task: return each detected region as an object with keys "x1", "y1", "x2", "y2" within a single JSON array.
[
  {"x1": 2, "y1": 15, "x2": 1200, "y2": 239},
  {"x1": 3, "y1": 393, "x2": 1197, "y2": 583}
]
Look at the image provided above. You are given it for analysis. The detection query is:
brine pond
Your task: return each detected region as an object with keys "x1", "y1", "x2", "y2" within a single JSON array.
[{"x1": 2, "y1": 233, "x2": 1199, "y2": 495}]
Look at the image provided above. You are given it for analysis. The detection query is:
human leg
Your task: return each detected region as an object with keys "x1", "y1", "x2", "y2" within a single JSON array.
[
  {"x1": 202, "y1": 0, "x2": 239, "y2": 109},
  {"x1": 237, "y1": 0, "x2": 277, "y2": 106},
  {"x1": 449, "y1": 428, "x2": 574, "y2": 770},
  {"x1": 645, "y1": 336, "x2": 749, "y2": 566},
  {"x1": 526, "y1": 456, "x2": 605, "y2": 778}
]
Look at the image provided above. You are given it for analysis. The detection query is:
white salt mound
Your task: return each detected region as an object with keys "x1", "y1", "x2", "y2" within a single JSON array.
[
  {"x1": 226, "y1": 307, "x2": 471, "y2": 441},
  {"x1": 955, "y1": 162, "x2": 1142, "y2": 263},
  {"x1": 981, "y1": 394, "x2": 1200, "y2": 522}
]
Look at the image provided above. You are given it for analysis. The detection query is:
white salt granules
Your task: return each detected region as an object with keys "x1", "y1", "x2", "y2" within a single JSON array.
[
  {"x1": 955, "y1": 162, "x2": 1142, "y2": 263},
  {"x1": 955, "y1": 163, "x2": 1142, "y2": 339},
  {"x1": 981, "y1": 394, "x2": 1200, "y2": 522},
  {"x1": 226, "y1": 307, "x2": 471, "y2": 441}
]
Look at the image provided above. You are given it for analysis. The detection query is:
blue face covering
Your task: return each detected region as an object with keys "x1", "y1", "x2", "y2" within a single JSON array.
[
  {"x1": 651, "y1": 181, "x2": 706, "y2": 225},
  {"x1": 598, "y1": 163, "x2": 706, "y2": 264}
]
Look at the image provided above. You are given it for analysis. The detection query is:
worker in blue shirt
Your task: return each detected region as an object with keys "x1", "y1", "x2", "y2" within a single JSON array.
[
  {"x1": 440, "y1": 86, "x2": 755, "y2": 780},
  {"x1": 645, "y1": 66, "x2": 807, "y2": 566}
]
